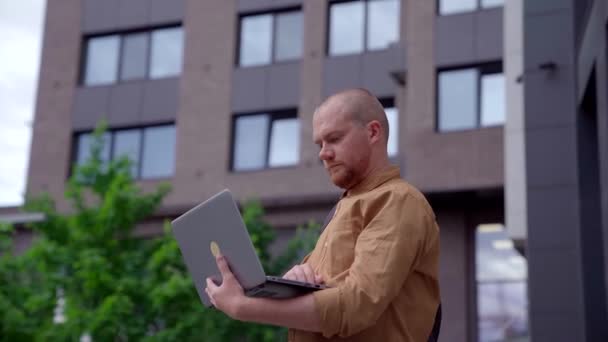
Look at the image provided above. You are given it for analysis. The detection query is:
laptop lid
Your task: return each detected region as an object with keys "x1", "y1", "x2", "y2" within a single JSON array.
[{"x1": 171, "y1": 189, "x2": 266, "y2": 307}]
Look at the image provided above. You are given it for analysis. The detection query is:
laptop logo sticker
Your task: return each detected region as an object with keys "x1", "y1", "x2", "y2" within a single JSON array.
[{"x1": 210, "y1": 241, "x2": 220, "y2": 257}]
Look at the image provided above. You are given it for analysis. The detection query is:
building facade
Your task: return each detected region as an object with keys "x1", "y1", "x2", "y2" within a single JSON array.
[
  {"x1": 522, "y1": 0, "x2": 608, "y2": 340},
  {"x1": 22, "y1": 0, "x2": 534, "y2": 341}
]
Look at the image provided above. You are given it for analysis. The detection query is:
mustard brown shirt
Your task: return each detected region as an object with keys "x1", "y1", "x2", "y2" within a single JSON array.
[{"x1": 289, "y1": 166, "x2": 440, "y2": 342}]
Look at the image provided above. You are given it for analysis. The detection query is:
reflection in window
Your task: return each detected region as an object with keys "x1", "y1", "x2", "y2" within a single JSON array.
[
  {"x1": 150, "y1": 27, "x2": 184, "y2": 79},
  {"x1": 481, "y1": 73, "x2": 505, "y2": 126},
  {"x1": 113, "y1": 129, "x2": 141, "y2": 177},
  {"x1": 437, "y1": 63, "x2": 504, "y2": 132},
  {"x1": 481, "y1": 0, "x2": 504, "y2": 9},
  {"x1": 438, "y1": 68, "x2": 478, "y2": 131},
  {"x1": 367, "y1": 0, "x2": 400, "y2": 50},
  {"x1": 233, "y1": 115, "x2": 270, "y2": 170},
  {"x1": 329, "y1": 1, "x2": 365, "y2": 56},
  {"x1": 439, "y1": 0, "x2": 503, "y2": 15},
  {"x1": 275, "y1": 11, "x2": 304, "y2": 62},
  {"x1": 239, "y1": 15, "x2": 273, "y2": 67},
  {"x1": 84, "y1": 35, "x2": 120, "y2": 85},
  {"x1": 76, "y1": 132, "x2": 111, "y2": 166},
  {"x1": 232, "y1": 111, "x2": 300, "y2": 171},
  {"x1": 329, "y1": 0, "x2": 399, "y2": 56},
  {"x1": 74, "y1": 124, "x2": 175, "y2": 180},
  {"x1": 120, "y1": 33, "x2": 148, "y2": 81},
  {"x1": 476, "y1": 224, "x2": 529, "y2": 342},
  {"x1": 269, "y1": 118, "x2": 300, "y2": 167},
  {"x1": 385, "y1": 107, "x2": 398, "y2": 157},
  {"x1": 141, "y1": 125, "x2": 176, "y2": 178},
  {"x1": 238, "y1": 10, "x2": 303, "y2": 67}
]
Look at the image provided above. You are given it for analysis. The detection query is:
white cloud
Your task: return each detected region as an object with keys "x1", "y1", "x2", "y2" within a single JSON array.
[{"x1": 0, "y1": 1, "x2": 46, "y2": 206}]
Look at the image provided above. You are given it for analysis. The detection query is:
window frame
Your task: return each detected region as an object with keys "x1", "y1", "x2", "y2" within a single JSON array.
[
  {"x1": 435, "y1": 62, "x2": 503, "y2": 132},
  {"x1": 436, "y1": 0, "x2": 503, "y2": 16},
  {"x1": 326, "y1": 0, "x2": 400, "y2": 56},
  {"x1": 236, "y1": 7, "x2": 303, "y2": 67},
  {"x1": 80, "y1": 23, "x2": 182, "y2": 86},
  {"x1": 71, "y1": 122, "x2": 175, "y2": 180},
  {"x1": 229, "y1": 109, "x2": 299, "y2": 172}
]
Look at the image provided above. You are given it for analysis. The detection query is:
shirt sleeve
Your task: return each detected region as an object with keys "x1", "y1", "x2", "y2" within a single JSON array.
[{"x1": 313, "y1": 190, "x2": 433, "y2": 338}]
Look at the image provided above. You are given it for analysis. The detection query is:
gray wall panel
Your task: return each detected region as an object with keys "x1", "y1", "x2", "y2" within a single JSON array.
[
  {"x1": 524, "y1": 67, "x2": 577, "y2": 128},
  {"x1": 362, "y1": 50, "x2": 398, "y2": 98},
  {"x1": 323, "y1": 55, "x2": 361, "y2": 97},
  {"x1": 232, "y1": 67, "x2": 267, "y2": 112},
  {"x1": 149, "y1": 0, "x2": 184, "y2": 24},
  {"x1": 108, "y1": 82, "x2": 144, "y2": 127},
  {"x1": 72, "y1": 87, "x2": 110, "y2": 130},
  {"x1": 524, "y1": 11, "x2": 574, "y2": 68},
  {"x1": 117, "y1": 0, "x2": 149, "y2": 29},
  {"x1": 267, "y1": 62, "x2": 300, "y2": 109},
  {"x1": 435, "y1": 13, "x2": 475, "y2": 67},
  {"x1": 141, "y1": 78, "x2": 179, "y2": 123},
  {"x1": 475, "y1": 8, "x2": 503, "y2": 61},
  {"x1": 82, "y1": 0, "x2": 120, "y2": 33},
  {"x1": 525, "y1": 126, "x2": 578, "y2": 187}
]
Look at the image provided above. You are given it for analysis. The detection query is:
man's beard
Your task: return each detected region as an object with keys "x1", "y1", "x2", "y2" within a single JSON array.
[{"x1": 329, "y1": 165, "x2": 356, "y2": 189}]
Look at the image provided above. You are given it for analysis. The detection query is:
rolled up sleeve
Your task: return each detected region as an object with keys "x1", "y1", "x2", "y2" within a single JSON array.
[{"x1": 313, "y1": 191, "x2": 431, "y2": 338}]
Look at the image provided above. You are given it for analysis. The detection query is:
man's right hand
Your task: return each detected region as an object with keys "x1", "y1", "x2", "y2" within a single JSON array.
[{"x1": 283, "y1": 264, "x2": 324, "y2": 284}]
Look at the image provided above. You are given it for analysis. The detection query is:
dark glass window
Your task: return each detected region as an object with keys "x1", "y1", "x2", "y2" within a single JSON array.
[
  {"x1": 231, "y1": 110, "x2": 300, "y2": 171},
  {"x1": 84, "y1": 35, "x2": 120, "y2": 85},
  {"x1": 82, "y1": 25, "x2": 183, "y2": 86},
  {"x1": 238, "y1": 10, "x2": 303, "y2": 67},
  {"x1": 328, "y1": 0, "x2": 400, "y2": 56},
  {"x1": 74, "y1": 124, "x2": 175, "y2": 179},
  {"x1": 437, "y1": 63, "x2": 504, "y2": 132}
]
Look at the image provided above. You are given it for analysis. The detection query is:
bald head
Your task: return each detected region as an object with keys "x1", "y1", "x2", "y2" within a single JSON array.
[{"x1": 315, "y1": 88, "x2": 389, "y2": 143}]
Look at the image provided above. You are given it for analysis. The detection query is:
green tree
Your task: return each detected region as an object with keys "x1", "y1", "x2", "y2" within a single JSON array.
[{"x1": 0, "y1": 124, "x2": 320, "y2": 341}]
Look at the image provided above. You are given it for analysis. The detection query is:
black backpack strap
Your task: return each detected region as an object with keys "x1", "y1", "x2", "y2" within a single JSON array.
[{"x1": 427, "y1": 303, "x2": 442, "y2": 342}]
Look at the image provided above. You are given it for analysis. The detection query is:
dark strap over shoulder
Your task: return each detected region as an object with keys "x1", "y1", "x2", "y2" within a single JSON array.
[{"x1": 427, "y1": 304, "x2": 442, "y2": 342}]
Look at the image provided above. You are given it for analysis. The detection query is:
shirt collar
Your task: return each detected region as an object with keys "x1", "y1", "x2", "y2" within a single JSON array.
[{"x1": 342, "y1": 165, "x2": 401, "y2": 198}]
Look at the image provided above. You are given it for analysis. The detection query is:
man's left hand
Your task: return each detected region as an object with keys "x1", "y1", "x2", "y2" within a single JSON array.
[{"x1": 205, "y1": 253, "x2": 247, "y2": 319}]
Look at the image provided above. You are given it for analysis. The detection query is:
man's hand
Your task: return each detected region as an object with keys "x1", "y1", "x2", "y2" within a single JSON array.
[
  {"x1": 205, "y1": 253, "x2": 247, "y2": 319},
  {"x1": 283, "y1": 263, "x2": 324, "y2": 284}
]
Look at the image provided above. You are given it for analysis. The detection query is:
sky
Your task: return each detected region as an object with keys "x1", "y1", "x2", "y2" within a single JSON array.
[{"x1": 0, "y1": 1, "x2": 46, "y2": 206}]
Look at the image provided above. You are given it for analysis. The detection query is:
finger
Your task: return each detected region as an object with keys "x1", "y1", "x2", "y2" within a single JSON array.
[
  {"x1": 215, "y1": 253, "x2": 233, "y2": 278},
  {"x1": 301, "y1": 264, "x2": 316, "y2": 284},
  {"x1": 315, "y1": 274, "x2": 324, "y2": 284},
  {"x1": 205, "y1": 287, "x2": 217, "y2": 307},
  {"x1": 206, "y1": 277, "x2": 218, "y2": 290},
  {"x1": 283, "y1": 268, "x2": 296, "y2": 280},
  {"x1": 292, "y1": 266, "x2": 307, "y2": 282}
]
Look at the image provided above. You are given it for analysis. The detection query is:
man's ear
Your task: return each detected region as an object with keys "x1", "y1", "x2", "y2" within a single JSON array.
[{"x1": 367, "y1": 120, "x2": 382, "y2": 143}]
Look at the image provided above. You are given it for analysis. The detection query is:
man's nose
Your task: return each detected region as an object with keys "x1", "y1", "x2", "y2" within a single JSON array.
[{"x1": 319, "y1": 145, "x2": 334, "y2": 161}]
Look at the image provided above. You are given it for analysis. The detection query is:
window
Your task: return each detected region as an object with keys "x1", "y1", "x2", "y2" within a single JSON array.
[
  {"x1": 238, "y1": 10, "x2": 303, "y2": 67},
  {"x1": 83, "y1": 35, "x2": 120, "y2": 85},
  {"x1": 438, "y1": 0, "x2": 503, "y2": 15},
  {"x1": 378, "y1": 99, "x2": 398, "y2": 157},
  {"x1": 328, "y1": 0, "x2": 400, "y2": 56},
  {"x1": 74, "y1": 124, "x2": 176, "y2": 179},
  {"x1": 231, "y1": 110, "x2": 300, "y2": 171},
  {"x1": 385, "y1": 107, "x2": 398, "y2": 157},
  {"x1": 82, "y1": 26, "x2": 183, "y2": 86},
  {"x1": 476, "y1": 224, "x2": 529, "y2": 341},
  {"x1": 437, "y1": 63, "x2": 504, "y2": 132}
]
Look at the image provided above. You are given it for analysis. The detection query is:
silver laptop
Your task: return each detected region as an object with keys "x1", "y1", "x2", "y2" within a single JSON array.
[{"x1": 171, "y1": 189, "x2": 327, "y2": 307}]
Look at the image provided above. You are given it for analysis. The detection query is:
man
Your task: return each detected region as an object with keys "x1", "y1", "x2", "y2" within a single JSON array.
[{"x1": 205, "y1": 89, "x2": 441, "y2": 341}]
